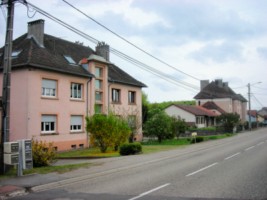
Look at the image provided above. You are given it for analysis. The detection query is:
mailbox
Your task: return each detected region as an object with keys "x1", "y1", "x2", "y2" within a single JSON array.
[
  {"x1": 4, "y1": 153, "x2": 19, "y2": 165},
  {"x1": 4, "y1": 142, "x2": 19, "y2": 165},
  {"x1": 4, "y1": 142, "x2": 19, "y2": 153},
  {"x1": 20, "y1": 139, "x2": 33, "y2": 170}
]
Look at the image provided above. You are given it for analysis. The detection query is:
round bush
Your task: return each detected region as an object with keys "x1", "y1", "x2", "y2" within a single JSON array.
[{"x1": 119, "y1": 143, "x2": 142, "y2": 156}]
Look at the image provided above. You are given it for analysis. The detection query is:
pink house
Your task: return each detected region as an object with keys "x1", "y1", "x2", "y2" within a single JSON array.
[
  {"x1": 0, "y1": 19, "x2": 146, "y2": 151},
  {"x1": 194, "y1": 79, "x2": 247, "y2": 123}
]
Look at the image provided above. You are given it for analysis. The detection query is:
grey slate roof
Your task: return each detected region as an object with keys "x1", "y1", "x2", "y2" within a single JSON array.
[
  {"x1": 0, "y1": 33, "x2": 146, "y2": 87},
  {"x1": 108, "y1": 64, "x2": 146, "y2": 87},
  {"x1": 194, "y1": 81, "x2": 247, "y2": 102},
  {"x1": 0, "y1": 34, "x2": 94, "y2": 78}
]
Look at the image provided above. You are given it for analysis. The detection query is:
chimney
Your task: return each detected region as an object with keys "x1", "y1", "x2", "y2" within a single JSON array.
[
  {"x1": 215, "y1": 79, "x2": 223, "y2": 88},
  {"x1": 95, "y1": 42, "x2": 110, "y2": 61},
  {"x1": 27, "y1": 19, "x2": 45, "y2": 47},
  {"x1": 200, "y1": 80, "x2": 209, "y2": 90}
]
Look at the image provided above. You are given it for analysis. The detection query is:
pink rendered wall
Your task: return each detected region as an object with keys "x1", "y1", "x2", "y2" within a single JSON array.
[
  {"x1": 0, "y1": 68, "x2": 91, "y2": 151},
  {"x1": 0, "y1": 69, "x2": 29, "y2": 141},
  {"x1": 109, "y1": 83, "x2": 143, "y2": 140}
]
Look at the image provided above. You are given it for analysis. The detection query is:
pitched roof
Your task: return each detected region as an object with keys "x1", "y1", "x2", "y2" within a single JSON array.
[
  {"x1": 194, "y1": 81, "x2": 247, "y2": 102},
  {"x1": 172, "y1": 104, "x2": 219, "y2": 117},
  {"x1": 0, "y1": 32, "x2": 146, "y2": 87},
  {"x1": 202, "y1": 101, "x2": 226, "y2": 114},
  {"x1": 0, "y1": 34, "x2": 94, "y2": 78},
  {"x1": 108, "y1": 64, "x2": 146, "y2": 87}
]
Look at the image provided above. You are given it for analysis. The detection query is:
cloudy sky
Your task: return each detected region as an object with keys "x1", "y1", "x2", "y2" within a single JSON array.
[{"x1": 0, "y1": 0, "x2": 266, "y2": 109}]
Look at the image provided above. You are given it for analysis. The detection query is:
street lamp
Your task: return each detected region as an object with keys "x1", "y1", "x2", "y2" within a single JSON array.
[{"x1": 248, "y1": 82, "x2": 261, "y2": 130}]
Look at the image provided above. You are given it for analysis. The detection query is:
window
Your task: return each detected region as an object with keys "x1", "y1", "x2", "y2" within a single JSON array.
[
  {"x1": 112, "y1": 89, "x2": 120, "y2": 103},
  {"x1": 71, "y1": 83, "x2": 82, "y2": 99},
  {"x1": 95, "y1": 80, "x2": 102, "y2": 90},
  {"x1": 95, "y1": 67, "x2": 102, "y2": 78},
  {"x1": 95, "y1": 91, "x2": 102, "y2": 101},
  {"x1": 42, "y1": 79, "x2": 57, "y2": 97},
  {"x1": 196, "y1": 116, "x2": 204, "y2": 124},
  {"x1": 12, "y1": 50, "x2": 22, "y2": 58},
  {"x1": 70, "y1": 115, "x2": 83, "y2": 132},
  {"x1": 41, "y1": 115, "x2": 56, "y2": 133},
  {"x1": 128, "y1": 91, "x2": 136, "y2": 104},
  {"x1": 64, "y1": 55, "x2": 76, "y2": 64}
]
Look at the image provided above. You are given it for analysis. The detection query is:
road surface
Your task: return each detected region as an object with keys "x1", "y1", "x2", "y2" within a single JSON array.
[{"x1": 13, "y1": 128, "x2": 267, "y2": 199}]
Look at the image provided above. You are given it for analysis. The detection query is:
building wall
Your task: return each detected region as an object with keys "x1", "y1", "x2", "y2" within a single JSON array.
[
  {"x1": 109, "y1": 83, "x2": 143, "y2": 141},
  {"x1": 0, "y1": 68, "x2": 91, "y2": 151},
  {"x1": 165, "y1": 105, "x2": 195, "y2": 123},
  {"x1": 197, "y1": 98, "x2": 232, "y2": 113}
]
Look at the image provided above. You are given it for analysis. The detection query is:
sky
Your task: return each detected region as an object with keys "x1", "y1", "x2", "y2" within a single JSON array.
[{"x1": 0, "y1": 0, "x2": 266, "y2": 110}]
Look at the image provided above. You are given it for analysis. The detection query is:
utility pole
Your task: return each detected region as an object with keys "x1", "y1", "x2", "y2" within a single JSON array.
[
  {"x1": 248, "y1": 83, "x2": 251, "y2": 131},
  {"x1": 0, "y1": 0, "x2": 16, "y2": 175}
]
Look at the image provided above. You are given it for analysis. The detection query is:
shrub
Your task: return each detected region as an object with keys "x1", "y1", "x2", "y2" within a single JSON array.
[
  {"x1": 191, "y1": 136, "x2": 204, "y2": 144},
  {"x1": 119, "y1": 143, "x2": 142, "y2": 155},
  {"x1": 86, "y1": 113, "x2": 131, "y2": 153},
  {"x1": 32, "y1": 139, "x2": 56, "y2": 167}
]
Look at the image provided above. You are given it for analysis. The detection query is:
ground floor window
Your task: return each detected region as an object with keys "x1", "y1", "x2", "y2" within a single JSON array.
[
  {"x1": 41, "y1": 115, "x2": 56, "y2": 133},
  {"x1": 70, "y1": 115, "x2": 83, "y2": 132}
]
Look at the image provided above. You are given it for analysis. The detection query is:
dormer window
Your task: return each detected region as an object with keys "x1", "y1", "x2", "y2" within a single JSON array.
[
  {"x1": 12, "y1": 50, "x2": 22, "y2": 58},
  {"x1": 64, "y1": 55, "x2": 76, "y2": 65}
]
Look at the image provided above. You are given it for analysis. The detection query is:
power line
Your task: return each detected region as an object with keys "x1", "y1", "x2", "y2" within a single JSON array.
[
  {"x1": 252, "y1": 94, "x2": 264, "y2": 108},
  {"x1": 20, "y1": 0, "x2": 200, "y2": 93},
  {"x1": 62, "y1": 0, "x2": 200, "y2": 81}
]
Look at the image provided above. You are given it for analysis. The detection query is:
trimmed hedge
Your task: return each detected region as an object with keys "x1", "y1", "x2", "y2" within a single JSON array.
[
  {"x1": 191, "y1": 136, "x2": 204, "y2": 144},
  {"x1": 119, "y1": 143, "x2": 142, "y2": 156}
]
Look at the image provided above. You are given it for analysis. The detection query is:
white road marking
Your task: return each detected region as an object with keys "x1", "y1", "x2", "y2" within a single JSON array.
[
  {"x1": 245, "y1": 146, "x2": 255, "y2": 151},
  {"x1": 186, "y1": 162, "x2": 218, "y2": 177},
  {"x1": 128, "y1": 183, "x2": 170, "y2": 200},
  {"x1": 224, "y1": 152, "x2": 241, "y2": 160},
  {"x1": 257, "y1": 142, "x2": 264, "y2": 146}
]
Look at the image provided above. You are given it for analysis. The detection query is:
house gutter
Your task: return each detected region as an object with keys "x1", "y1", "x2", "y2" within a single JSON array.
[{"x1": 86, "y1": 77, "x2": 92, "y2": 148}]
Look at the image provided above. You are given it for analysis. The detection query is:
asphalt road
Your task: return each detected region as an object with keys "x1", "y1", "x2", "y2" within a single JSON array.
[{"x1": 12, "y1": 128, "x2": 267, "y2": 200}]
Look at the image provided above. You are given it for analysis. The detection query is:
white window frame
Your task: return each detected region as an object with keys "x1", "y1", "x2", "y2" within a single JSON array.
[
  {"x1": 42, "y1": 79, "x2": 57, "y2": 97},
  {"x1": 112, "y1": 88, "x2": 120, "y2": 103},
  {"x1": 70, "y1": 115, "x2": 83, "y2": 132},
  {"x1": 71, "y1": 83, "x2": 82, "y2": 99},
  {"x1": 41, "y1": 115, "x2": 56, "y2": 134},
  {"x1": 128, "y1": 91, "x2": 136, "y2": 104}
]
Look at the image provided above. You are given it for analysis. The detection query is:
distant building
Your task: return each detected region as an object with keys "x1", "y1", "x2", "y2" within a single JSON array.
[
  {"x1": 194, "y1": 79, "x2": 247, "y2": 123},
  {"x1": 165, "y1": 104, "x2": 219, "y2": 128}
]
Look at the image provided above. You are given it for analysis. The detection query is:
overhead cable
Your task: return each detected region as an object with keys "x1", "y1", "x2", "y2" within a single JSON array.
[
  {"x1": 62, "y1": 0, "x2": 200, "y2": 81},
  {"x1": 20, "y1": 0, "x2": 200, "y2": 92}
]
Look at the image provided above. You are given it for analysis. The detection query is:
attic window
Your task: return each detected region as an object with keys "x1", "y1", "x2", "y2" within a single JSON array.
[
  {"x1": 64, "y1": 55, "x2": 76, "y2": 64},
  {"x1": 12, "y1": 50, "x2": 22, "y2": 58}
]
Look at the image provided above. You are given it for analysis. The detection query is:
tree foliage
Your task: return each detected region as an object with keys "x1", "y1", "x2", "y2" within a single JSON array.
[
  {"x1": 217, "y1": 113, "x2": 240, "y2": 133},
  {"x1": 86, "y1": 113, "x2": 131, "y2": 153},
  {"x1": 170, "y1": 116, "x2": 188, "y2": 138},
  {"x1": 144, "y1": 109, "x2": 172, "y2": 143}
]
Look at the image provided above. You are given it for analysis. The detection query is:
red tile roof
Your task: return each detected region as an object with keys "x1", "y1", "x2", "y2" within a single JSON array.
[{"x1": 173, "y1": 104, "x2": 219, "y2": 117}]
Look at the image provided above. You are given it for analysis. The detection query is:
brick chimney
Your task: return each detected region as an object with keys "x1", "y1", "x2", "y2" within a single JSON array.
[
  {"x1": 27, "y1": 19, "x2": 45, "y2": 47},
  {"x1": 95, "y1": 42, "x2": 110, "y2": 61}
]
